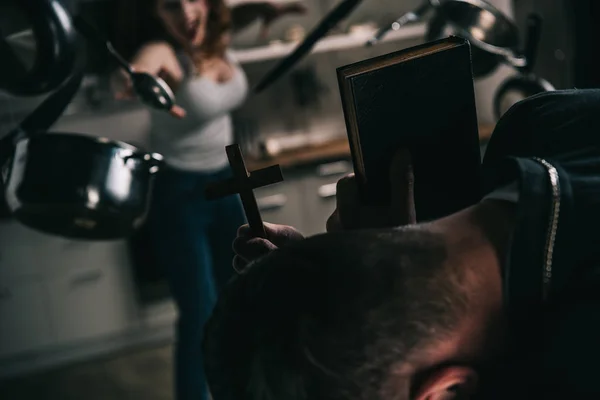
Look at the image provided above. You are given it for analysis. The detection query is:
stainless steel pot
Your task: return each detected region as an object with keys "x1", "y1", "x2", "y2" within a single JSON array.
[
  {"x1": 426, "y1": 0, "x2": 522, "y2": 78},
  {"x1": 434, "y1": 0, "x2": 526, "y2": 68},
  {"x1": 0, "y1": 4, "x2": 165, "y2": 240},
  {"x1": 0, "y1": 0, "x2": 77, "y2": 96},
  {"x1": 370, "y1": 0, "x2": 528, "y2": 77},
  {"x1": 4, "y1": 133, "x2": 162, "y2": 240}
]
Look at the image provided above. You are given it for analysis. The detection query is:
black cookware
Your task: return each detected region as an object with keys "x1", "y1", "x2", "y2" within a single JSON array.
[
  {"x1": 0, "y1": 0, "x2": 164, "y2": 240},
  {"x1": 0, "y1": 0, "x2": 77, "y2": 96},
  {"x1": 370, "y1": 0, "x2": 527, "y2": 78}
]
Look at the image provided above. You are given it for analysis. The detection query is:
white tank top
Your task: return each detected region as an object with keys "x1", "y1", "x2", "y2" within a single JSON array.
[{"x1": 149, "y1": 51, "x2": 248, "y2": 172}]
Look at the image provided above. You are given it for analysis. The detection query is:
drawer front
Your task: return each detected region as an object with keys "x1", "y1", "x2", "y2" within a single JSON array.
[
  {"x1": 0, "y1": 221, "x2": 66, "y2": 283},
  {"x1": 47, "y1": 246, "x2": 135, "y2": 345},
  {"x1": 0, "y1": 282, "x2": 54, "y2": 358},
  {"x1": 0, "y1": 224, "x2": 116, "y2": 283},
  {"x1": 255, "y1": 178, "x2": 306, "y2": 234}
]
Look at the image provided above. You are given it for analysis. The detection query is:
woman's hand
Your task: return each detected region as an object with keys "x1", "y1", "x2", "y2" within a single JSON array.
[
  {"x1": 110, "y1": 42, "x2": 186, "y2": 119},
  {"x1": 111, "y1": 69, "x2": 135, "y2": 101},
  {"x1": 110, "y1": 67, "x2": 186, "y2": 119},
  {"x1": 327, "y1": 149, "x2": 416, "y2": 232},
  {"x1": 232, "y1": 222, "x2": 305, "y2": 272}
]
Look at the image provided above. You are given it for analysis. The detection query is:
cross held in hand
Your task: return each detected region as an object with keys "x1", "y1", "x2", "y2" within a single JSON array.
[{"x1": 205, "y1": 144, "x2": 284, "y2": 239}]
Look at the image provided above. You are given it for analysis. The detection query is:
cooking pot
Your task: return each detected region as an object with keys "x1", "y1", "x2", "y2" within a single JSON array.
[
  {"x1": 0, "y1": 65, "x2": 164, "y2": 240},
  {"x1": 0, "y1": 3, "x2": 164, "y2": 240},
  {"x1": 425, "y1": 0, "x2": 522, "y2": 78},
  {"x1": 371, "y1": 0, "x2": 527, "y2": 77},
  {"x1": 4, "y1": 133, "x2": 163, "y2": 240},
  {"x1": 0, "y1": 0, "x2": 77, "y2": 96}
]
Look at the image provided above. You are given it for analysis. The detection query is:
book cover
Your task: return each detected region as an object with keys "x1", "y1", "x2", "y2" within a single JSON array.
[{"x1": 337, "y1": 36, "x2": 482, "y2": 221}]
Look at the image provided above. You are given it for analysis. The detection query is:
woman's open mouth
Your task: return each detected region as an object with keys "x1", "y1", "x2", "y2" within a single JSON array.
[{"x1": 185, "y1": 20, "x2": 201, "y2": 40}]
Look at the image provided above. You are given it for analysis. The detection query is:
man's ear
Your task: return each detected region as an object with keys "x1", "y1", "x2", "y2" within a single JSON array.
[{"x1": 413, "y1": 366, "x2": 478, "y2": 400}]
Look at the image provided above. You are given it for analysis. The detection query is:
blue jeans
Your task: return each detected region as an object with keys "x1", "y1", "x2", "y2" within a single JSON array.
[{"x1": 146, "y1": 165, "x2": 246, "y2": 400}]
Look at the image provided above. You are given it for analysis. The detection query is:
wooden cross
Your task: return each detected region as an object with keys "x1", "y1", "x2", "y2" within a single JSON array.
[{"x1": 205, "y1": 144, "x2": 284, "y2": 238}]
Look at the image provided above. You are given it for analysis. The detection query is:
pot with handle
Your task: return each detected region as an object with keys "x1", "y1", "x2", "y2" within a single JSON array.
[
  {"x1": 369, "y1": 0, "x2": 527, "y2": 77},
  {"x1": 0, "y1": 1, "x2": 164, "y2": 240},
  {"x1": 0, "y1": 61, "x2": 164, "y2": 240},
  {"x1": 0, "y1": 0, "x2": 77, "y2": 96}
]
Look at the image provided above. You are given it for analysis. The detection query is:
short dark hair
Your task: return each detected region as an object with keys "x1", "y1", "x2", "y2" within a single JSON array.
[{"x1": 204, "y1": 229, "x2": 469, "y2": 400}]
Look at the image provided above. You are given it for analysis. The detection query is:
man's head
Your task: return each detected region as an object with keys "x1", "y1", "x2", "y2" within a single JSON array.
[{"x1": 204, "y1": 225, "x2": 505, "y2": 400}]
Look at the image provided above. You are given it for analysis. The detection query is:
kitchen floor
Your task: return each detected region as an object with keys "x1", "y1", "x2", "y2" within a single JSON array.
[{"x1": 0, "y1": 344, "x2": 174, "y2": 400}]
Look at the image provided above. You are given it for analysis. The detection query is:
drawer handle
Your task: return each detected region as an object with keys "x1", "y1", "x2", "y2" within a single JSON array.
[
  {"x1": 70, "y1": 270, "x2": 104, "y2": 287},
  {"x1": 318, "y1": 183, "x2": 337, "y2": 199},
  {"x1": 317, "y1": 161, "x2": 351, "y2": 177},
  {"x1": 0, "y1": 287, "x2": 12, "y2": 301},
  {"x1": 257, "y1": 194, "x2": 287, "y2": 211}
]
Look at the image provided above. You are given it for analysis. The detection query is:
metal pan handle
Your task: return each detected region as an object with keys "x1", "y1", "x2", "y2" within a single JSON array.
[{"x1": 366, "y1": 0, "x2": 433, "y2": 46}]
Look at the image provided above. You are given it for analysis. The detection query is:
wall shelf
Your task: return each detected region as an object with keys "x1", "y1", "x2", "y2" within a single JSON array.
[{"x1": 231, "y1": 22, "x2": 428, "y2": 64}]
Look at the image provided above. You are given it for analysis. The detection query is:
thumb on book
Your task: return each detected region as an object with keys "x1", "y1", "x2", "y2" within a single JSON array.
[{"x1": 389, "y1": 148, "x2": 416, "y2": 225}]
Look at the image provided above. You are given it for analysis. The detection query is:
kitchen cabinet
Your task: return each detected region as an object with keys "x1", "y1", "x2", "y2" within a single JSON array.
[
  {"x1": 255, "y1": 174, "x2": 307, "y2": 233},
  {"x1": 47, "y1": 262, "x2": 132, "y2": 345},
  {"x1": 0, "y1": 281, "x2": 54, "y2": 358}
]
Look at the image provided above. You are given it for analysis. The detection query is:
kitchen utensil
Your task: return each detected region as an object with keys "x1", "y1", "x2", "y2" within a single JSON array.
[
  {"x1": 254, "y1": 0, "x2": 363, "y2": 93},
  {"x1": 369, "y1": 0, "x2": 527, "y2": 69},
  {"x1": 0, "y1": 64, "x2": 164, "y2": 240},
  {"x1": 425, "y1": 2, "x2": 518, "y2": 78},
  {"x1": 0, "y1": 11, "x2": 165, "y2": 240},
  {"x1": 367, "y1": 0, "x2": 433, "y2": 46},
  {"x1": 0, "y1": 0, "x2": 77, "y2": 96},
  {"x1": 493, "y1": 14, "x2": 555, "y2": 120},
  {"x1": 72, "y1": 16, "x2": 178, "y2": 114}
]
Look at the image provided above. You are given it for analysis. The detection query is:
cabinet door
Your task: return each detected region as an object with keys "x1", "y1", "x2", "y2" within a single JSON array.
[
  {"x1": 255, "y1": 178, "x2": 307, "y2": 234},
  {"x1": 0, "y1": 221, "x2": 56, "y2": 284},
  {"x1": 301, "y1": 160, "x2": 352, "y2": 236},
  {"x1": 0, "y1": 282, "x2": 54, "y2": 358},
  {"x1": 46, "y1": 243, "x2": 136, "y2": 345}
]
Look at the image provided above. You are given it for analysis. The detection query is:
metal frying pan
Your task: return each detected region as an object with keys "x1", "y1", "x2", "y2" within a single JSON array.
[
  {"x1": 425, "y1": 1, "x2": 520, "y2": 78},
  {"x1": 493, "y1": 14, "x2": 555, "y2": 120},
  {"x1": 254, "y1": 0, "x2": 363, "y2": 93},
  {"x1": 369, "y1": 0, "x2": 527, "y2": 70},
  {"x1": 0, "y1": 0, "x2": 77, "y2": 96}
]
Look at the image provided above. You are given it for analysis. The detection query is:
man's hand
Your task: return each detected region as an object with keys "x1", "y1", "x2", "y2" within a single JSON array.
[
  {"x1": 327, "y1": 149, "x2": 416, "y2": 232},
  {"x1": 233, "y1": 222, "x2": 304, "y2": 272}
]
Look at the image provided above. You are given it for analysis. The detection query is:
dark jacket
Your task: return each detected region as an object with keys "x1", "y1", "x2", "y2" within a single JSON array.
[{"x1": 480, "y1": 89, "x2": 600, "y2": 398}]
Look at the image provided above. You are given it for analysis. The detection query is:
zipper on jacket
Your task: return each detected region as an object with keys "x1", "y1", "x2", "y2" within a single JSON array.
[{"x1": 533, "y1": 158, "x2": 561, "y2": 301}]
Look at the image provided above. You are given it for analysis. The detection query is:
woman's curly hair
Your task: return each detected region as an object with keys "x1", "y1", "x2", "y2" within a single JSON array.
[{"x1": 112, "y1": 0, "x2": 231, "y2": 62}]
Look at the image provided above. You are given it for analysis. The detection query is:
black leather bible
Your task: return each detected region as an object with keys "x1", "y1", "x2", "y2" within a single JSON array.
[{"x1": 337, "y1": 36, "x2": 482, "y2": 222}]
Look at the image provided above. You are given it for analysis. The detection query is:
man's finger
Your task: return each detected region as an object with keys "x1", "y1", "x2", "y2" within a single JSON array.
[
  {"x1": 389, "y1": 149, "x2": 416, "y2": 225},
  {"x1": 233, "y1": 255, "x2": 248, "y2": 273},
  {"x1": 326, "y1": 209, "x2": 342, "y2": 232},
  {"x1": 336, "y1": 174, "x2": 360, "y2": 229},
  {"x1": 233, "y1": 237, "x2": 277, "y2": 262},
  {"x1": 263, "y1": 222, "x2": 304, "y2": 247}
]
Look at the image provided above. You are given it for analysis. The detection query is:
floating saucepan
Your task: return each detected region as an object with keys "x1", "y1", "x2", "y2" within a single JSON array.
[
  {"x1": 0, "y1": 61, "x2": 164, "y2": 240},
  {"x1": 369, "y1": 0, "x2": 528, "y2": 77},
  {"x1": 0, "y1": 1, "x2": 165, "y2": 240},
  {"x1": 0, "y1": 0, "x2": 77, "y2": 96}
]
